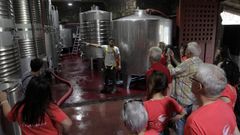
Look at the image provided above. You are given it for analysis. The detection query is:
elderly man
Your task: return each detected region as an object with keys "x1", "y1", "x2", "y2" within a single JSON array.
[
  {"x1": 167, "y1": 41, "x2": 203, "y2": 135},
  {"x1": 184, "y1": 63, "x2": 240, "y2": 135},
  {"x1": 146, "y1": 47, "x2": 172, "y2": 96}
]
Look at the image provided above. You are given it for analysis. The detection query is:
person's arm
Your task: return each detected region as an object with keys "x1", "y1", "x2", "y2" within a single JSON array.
[
  {"x1": 116, "y1": 53, "x2": 121, "y2": 70},
  {"x1": 0, "y1": 91, "x2": 11, "y2": 117},
  {"x1": 49, "y1": 104, "x2": 72, "y2": 134},
  {"x1": 61, "y1": 117, "x2": 72, "y2": 133},
  {"x1": 167, "y1": 61, "x2": 187, "y2": 76},
  {"x1": 167, "y1": 49, "x2": 180, "y2": 66},
  {"x1": 138, "y1": 129, "x2": 146, "y2": 135},
  {"x1": 234, "y1": 127, "x2": 240, "y2": 135},
  {"x1": 171, "y1": 56, "x2": 180, "y2": 66},
  {"x1": 114, "y1": 47, "x2": 121, "y2": 70},
  {"x1": 170, "y1": 98, "x2": 187, "y2": 122},
  {"x1": 85, "y1": 42, "x2": 102, "y2": 48},
  {"x1": 171, "y1": 110, "x2": 186, "y2": 122},
  {"x1": 166, "y1": 83, "x2": 172, "y2": 96}
]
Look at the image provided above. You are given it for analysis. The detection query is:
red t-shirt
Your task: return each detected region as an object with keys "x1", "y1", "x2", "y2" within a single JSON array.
[
  {"x1": 144, "y1": 129, "x2": 159, "y2": 135},
  {"x1": 144, "y1": 96, "x2": 183, "y2": 132},
  {"x1": 184, "y1": 100, "x2": 237, "y2": 135},
  {"x1": 146, "y1": 62, "x2": 173, "y2": 84},
  {"x1": 221, "y1": 84, "x2": 237, "y2": 108},
  {"x1": 160, "y1": 54, "x2": 167, "y2": 66},
  {"x1": 7, "y1": 103, "x2": 68, "y2": 135}
]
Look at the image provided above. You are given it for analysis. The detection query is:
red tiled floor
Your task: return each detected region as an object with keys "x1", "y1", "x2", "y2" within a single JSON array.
[
  {"x1": 52, "y1": 55, "x2": 145, "y2": 106},
  {"x1": 63, "y1": 100, "x2": 130, "y2": 135},
  {"x1": 51, "y1": 55, "x2": 146, "y2": 135}
]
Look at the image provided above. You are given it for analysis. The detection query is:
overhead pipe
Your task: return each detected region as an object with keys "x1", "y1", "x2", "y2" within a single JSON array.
[{"x1": 145, "y1": 8, "x2": 169, "y2": 18}]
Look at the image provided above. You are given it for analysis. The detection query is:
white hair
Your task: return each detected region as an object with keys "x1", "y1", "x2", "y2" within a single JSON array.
[
  {"x1": 195, "y1": 63, "x2": 227, "y2": 97},
  {"x1": 122, "y1": 100, "x2": 148, "y2": 133},
  {"x1": 186, "y1": 42, "x2": 201, "y2": 56},
  {"x1": 149, "y1": 47, "x2": 162, "y2": 62}
]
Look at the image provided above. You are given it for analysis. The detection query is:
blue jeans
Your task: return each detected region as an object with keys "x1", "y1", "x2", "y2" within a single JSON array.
[{"x1": 175, "y1": 105, "x2": 193, "y2": 135}]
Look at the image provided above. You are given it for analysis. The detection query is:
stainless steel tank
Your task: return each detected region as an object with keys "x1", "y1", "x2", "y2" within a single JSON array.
[
  {"x1": 50, "y1": 6, "x2": 61, "y2": 69},
  {"x1": 43, "y1": 0, "x2": 54, "y2": 69},
  {"x1": 13, "y1": 0, "x2": 45, "y2": 74},
  {"x1": 0, "y1": 0, "x2": 20, "y2": 80},
  {"x1": 113, "y1": 9, "x2": 172, "y2": 76},
  {"x1": 60, "y1": 25, "x2": 72, "y2": 48},
  {"x1": 0, "y1": 81, "x2": 22, "y2": 135},
  {"x1": 43, "y1": 3, "x2": 60, "y2": 69},
  {"x1": 80, "y1": 5, "x2": 112, "y2": 58}
]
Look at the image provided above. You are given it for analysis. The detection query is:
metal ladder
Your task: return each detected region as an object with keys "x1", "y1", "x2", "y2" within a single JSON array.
[{"x1": 72, "y1": 26, "x2": 81, "y2": 55}]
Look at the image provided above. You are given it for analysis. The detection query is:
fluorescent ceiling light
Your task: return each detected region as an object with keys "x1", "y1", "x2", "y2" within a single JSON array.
[
  {"x1": 221, "y1": 11, "x2": 240, "y2": 25},
  {"x1": 68, "y1": 3, "x2": 73, "y2": 6}
]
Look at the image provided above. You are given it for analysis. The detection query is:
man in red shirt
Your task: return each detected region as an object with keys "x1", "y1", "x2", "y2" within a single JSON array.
[
  {"x1": 146, "y1": 47, "x2": 172, "y2": 96},
  {"x1": 184, "y1": 63, "x2": 240, "y2": 135}
]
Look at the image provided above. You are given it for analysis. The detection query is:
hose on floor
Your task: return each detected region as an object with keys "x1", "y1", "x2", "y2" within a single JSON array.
[{"x1": 50, "y1": 71, "x2": 73, "y2": 106}]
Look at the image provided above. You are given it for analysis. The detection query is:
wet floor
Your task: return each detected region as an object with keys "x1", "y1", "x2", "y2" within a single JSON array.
[{"x1": 52, "y1": 55, "x2": 145, "y2": 135}]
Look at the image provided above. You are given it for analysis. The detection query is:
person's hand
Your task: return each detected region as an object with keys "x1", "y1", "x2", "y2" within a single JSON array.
[
  {"x1": 83, "y1": 42, "x2": 89, "y2": 46},
  {"x1": 169, "y1": 50, "x2": 174, "y2": 58},
  {"x1": 117, "y1": 65, "x2": 121, "y2": 70},
  {"x1": 166, "y1": 52, "x2": 171, "y2": 63},
  {"x1": 0, "y1": 91, "x2": 7, "y2": 102}
]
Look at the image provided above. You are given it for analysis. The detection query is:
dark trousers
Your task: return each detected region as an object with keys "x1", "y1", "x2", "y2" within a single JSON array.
[{"x1": 104, "y1": 66, "x2": 116, "y2": 87}]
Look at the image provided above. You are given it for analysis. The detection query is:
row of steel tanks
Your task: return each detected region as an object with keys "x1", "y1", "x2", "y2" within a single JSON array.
[
  {"x1": 80, "y1": 7, "x2": 172, "y2": 86},
  {"x1": 0, "y1": 0, "x2": 61, "y2": 135}
]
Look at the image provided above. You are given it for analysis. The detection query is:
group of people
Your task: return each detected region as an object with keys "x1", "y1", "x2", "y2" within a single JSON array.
[
  {"x1": 0, "y1": 38, "x2": 239, "y2": 135},
  {"x1": 123, "y1": 41, "x2": 240, "y2": 135},
  {"x1": 0, "y1": 58, "x2": 72, "y2": 135}
]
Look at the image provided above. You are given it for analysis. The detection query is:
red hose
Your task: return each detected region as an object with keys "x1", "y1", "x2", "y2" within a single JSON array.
[{"x1": 51, "y1": 71, "x2": 73, "y2": 106}]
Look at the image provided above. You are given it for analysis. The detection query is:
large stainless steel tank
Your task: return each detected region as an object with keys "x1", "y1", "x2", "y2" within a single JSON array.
[
  {"x1": 43, "y1": 2, "x2": 61, "y2": 69},
  {"x1": 0, "y1": 81, "x2": 22, "y2": 135},
  {"x1": 60, "y1": 25, "x2": 72, "y2": 48},
  {"x1": 13, "y1": 0, "x2": 45, "y2": 74},
  {"x1": 80, "y1": 5, "x2": 112, "y2": 58},
  {"x1": 0, "y1": 0, "x2": 20, "y2": 80},
  {"x1": 50, "y1": 6, "x2": 61, "y2": 69},
  {"x1": 43, "y1": 0, "x2": 53, "y2": 69},
  {"x1": 113, "y1": 9, "x2": 172, "y2": 76}
]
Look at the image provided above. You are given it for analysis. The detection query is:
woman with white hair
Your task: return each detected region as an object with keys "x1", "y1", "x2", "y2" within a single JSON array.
[
  {"x1": 184, "y1": 63, "x2": 240, "y2": 135},
  {"x1": 167, "y1": 41, "x2": 203, "y2": 135},
  {"x1": 122, "y1": 99, "x2": 158, "y2": 135}
]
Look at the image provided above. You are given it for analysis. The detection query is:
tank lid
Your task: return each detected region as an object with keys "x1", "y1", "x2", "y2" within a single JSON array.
[
  {"x1": 81, "y1": 5, "x2": 110, "y2": 14},
  {"x1": 91, "y1": 5, "x2": 99, "y2": 10},
  {"x1": 115, "y1": 9, "x2": 166, "y2": 21}
]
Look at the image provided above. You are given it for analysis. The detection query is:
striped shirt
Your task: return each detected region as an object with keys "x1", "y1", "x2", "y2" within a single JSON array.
[{"x1": 168, "y1": 56, "x2": 203, "y2": 106}]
